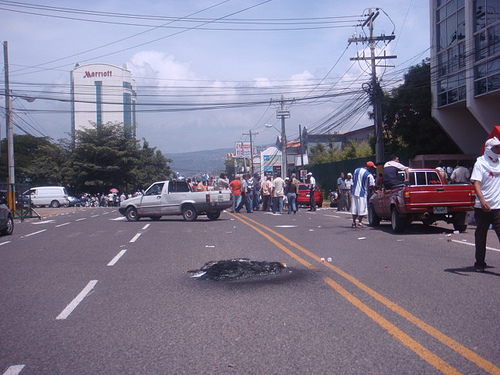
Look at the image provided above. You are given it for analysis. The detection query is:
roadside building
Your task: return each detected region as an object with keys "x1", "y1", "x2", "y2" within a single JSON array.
[{"x1": 430, "y1": 0, "x2": 500, "y2": 154}]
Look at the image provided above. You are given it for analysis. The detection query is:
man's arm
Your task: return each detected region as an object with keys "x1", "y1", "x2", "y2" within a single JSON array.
[
  {"x1": 404, "y1": 167, "x2": 410, "y2": 182},
  {"x1": 473, "y1": 180, "x2": 491, "y2": 212}
]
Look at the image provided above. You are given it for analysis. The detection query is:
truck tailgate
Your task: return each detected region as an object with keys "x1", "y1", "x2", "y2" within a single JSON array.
[{"x1": 404, "y1": 185, "x2": 475, "y2": 208}]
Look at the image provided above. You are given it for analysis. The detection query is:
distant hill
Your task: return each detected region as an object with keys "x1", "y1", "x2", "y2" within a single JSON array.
[{"x1": 166, "y1": 148, "x2": 233, "y2": 177}]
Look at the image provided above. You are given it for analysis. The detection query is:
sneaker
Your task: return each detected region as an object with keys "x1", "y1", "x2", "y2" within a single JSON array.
[
  {"x1": 475, "y1": 266, "x2": 486, "y2": 273},
  {"x1": 358, "y1": 222, "x2": 364, "y2": 228},
  {"x1": 351, "y1": 223, "x2": 357, "y2": 228}
]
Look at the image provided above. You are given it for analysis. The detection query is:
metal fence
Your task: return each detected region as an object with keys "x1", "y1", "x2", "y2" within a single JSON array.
[{"x1": 0, "y1": 182, "x2": 40, "y2": 220}]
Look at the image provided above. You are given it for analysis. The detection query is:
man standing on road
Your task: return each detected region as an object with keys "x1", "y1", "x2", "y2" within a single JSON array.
[
  {"x1": 261, "y1": 175, "x2": 272, "y2": 211},
  {"x1": 236, "y1": 174, "x2": 253, "y2": 213},
  {"x1": 229, "y1": 176, "x2": 242, "y2": 213},
  {"x1": 337, "y1": 172, "x2": 346, "y2": 211},
  {"x1": 251, "y1": 173, "x2": 261, "y2": 211},
  {"x1": 307, "y1": 172, "x2": 316, "y2": 211},
  {"x1": 470, "y1": 137, "x2": 500, "y2": 272},
  {"x1": 351, "y1": 161, "x2": 376, "y2": 228},
  {"x1": 286, "y1": 173, "x2": 299, "y2": 214},
  {"x1": 272, "y1": 174, "x2": 285, "y2": 214},
  {"x1": 344, "y1": 173, "x2": 353, "y2": 211}
]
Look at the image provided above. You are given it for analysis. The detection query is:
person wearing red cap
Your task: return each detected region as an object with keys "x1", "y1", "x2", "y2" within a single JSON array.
[
  {"x1": 350, "y1": 161, "x2": 376, "y2": 228},
  {"x1": 470, "y1": 136, "x2": 500, "y2": 272}
]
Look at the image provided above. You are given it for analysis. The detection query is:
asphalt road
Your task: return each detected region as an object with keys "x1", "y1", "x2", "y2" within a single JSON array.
[{"x1": 1, "y1": 206, "x2": 499, "y2": 374}]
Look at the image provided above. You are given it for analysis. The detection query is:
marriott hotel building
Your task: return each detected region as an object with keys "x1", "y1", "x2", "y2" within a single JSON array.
[{"x1": 70, "y1": 63, "x2": 137, "y2": 139}]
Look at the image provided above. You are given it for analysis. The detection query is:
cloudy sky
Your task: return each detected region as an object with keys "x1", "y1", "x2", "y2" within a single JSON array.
[{"x1": 1, "y1": 0, "x2": 430, "y2": 154}]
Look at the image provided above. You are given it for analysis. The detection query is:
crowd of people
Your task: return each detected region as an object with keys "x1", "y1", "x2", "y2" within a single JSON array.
[
  {"x1": 208, "y1": 171, "x2": 315, "y2": 215},
  {"x1": 74, "y1": 191, "x2": 142, "y2": 207}
]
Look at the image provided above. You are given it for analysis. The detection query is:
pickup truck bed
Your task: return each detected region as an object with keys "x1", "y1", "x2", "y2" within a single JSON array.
[{"x1": 368, "y1": 168, "x2": 475, "y2": 232}]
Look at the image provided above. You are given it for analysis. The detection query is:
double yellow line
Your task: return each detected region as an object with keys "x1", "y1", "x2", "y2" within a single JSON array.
[{"x1": 230, "y1": 213, "x2": 500, "y2": 375}]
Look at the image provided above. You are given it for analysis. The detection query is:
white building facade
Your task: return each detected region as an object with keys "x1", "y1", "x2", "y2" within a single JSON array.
[
  {"x1": 430, "y1": 0, "x2": 500, "y2": 154},
  {"x1": 71, "y1": 63, "x2": 137, "y2": 139}
]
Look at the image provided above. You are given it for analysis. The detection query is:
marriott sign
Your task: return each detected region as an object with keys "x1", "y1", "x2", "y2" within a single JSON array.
[{"x1": 83, "y1": 70, "x2": 113, "y2": 78}]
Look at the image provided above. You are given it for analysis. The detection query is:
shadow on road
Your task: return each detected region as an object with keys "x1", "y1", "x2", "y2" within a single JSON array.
[{"x1": 444, "y1": 265, "x2": 500, "y2": 277}]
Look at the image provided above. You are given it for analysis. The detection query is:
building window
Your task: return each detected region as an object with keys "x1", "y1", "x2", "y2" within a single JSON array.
[
  {"x1": 95, "y1": 81, "x2": 102, "y2": 127},
  {"x1": 436, "y1": 1, "x2": 467, "y2": 106},
  {"x1": 475, "y1": 0, "x2": 500, "y2": 32},
  {"x1": 437, "y1": 0, "x2": 466, "y2": 51},
  {"x1": 473, "y1": 1, "x2": 500, "y2": 95},
  {"x1": 475, "y1": 58, "x2": 500, "y2": 94}
]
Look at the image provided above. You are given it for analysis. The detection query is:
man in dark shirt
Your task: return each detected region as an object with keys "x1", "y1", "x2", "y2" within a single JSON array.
[{"x1": 383, "y1": 155, "x2": 410, "y2": 189}]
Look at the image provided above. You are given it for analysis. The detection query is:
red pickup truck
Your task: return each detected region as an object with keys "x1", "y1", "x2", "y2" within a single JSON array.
[{"x1": 368, "y1": 168, "x2": 475, "y2": 233}]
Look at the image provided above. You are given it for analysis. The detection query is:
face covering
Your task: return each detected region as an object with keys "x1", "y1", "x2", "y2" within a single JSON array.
[{"x1": 485, "y1": 145, "x2": 500, "y2": 163}]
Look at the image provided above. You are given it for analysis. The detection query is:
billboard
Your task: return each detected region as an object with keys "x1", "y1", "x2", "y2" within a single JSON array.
[{"x1": 235, "y1": 142, "x2": 252, "y2": 158}]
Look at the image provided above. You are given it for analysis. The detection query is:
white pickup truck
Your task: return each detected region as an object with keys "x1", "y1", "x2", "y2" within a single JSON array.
[{"x1": 118, "y1": 180, "x2": 232, "y2": 222}]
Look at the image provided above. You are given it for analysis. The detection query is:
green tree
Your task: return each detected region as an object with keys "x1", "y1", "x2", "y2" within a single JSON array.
[
  {"x1": 0, "y1": 134, "x2": 70, "y2": 186},
  {"x1": 381, "y1": 60, "x2": 461, "y2": 158},
  {"x1": 308, "y1": 140, "x2": 373, "y2": 165},
  {"x1": 73, "y1": 122, "x2": 136, "y2": 193},
  {"x1": 0, "y1": 123, "x2": 172, "y2": 194}
]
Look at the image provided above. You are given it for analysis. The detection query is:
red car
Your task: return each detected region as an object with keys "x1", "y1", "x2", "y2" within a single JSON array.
[{"x1": 296, "y1": 184, "x2": 323, "y2": 208}]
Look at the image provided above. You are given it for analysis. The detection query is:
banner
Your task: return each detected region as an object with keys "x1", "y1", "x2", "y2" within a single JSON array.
[{"x1": 235, "y1": 142, "x2": 252, "y2": 158}]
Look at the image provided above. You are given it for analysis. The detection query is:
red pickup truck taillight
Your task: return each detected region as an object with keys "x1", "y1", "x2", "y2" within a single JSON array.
[
  {"x1": 404, "y1": 190, "x2": 411, "y2": 203},
  {"x1": 206, "y1": 194, "x2": 211, "y2": 203}
]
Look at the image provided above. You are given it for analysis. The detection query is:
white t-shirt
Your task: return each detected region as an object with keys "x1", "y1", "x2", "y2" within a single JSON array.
[
  {"x1": 272, "y1": 177, "x2": 285, "y2": 197},
  {"x1": 471, "y1": 156, "x2": 500, "y2": 209}
]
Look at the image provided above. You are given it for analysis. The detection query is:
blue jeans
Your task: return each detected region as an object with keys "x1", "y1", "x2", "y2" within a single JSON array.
[
  {"x1": 232, "y1": 194, "x2": 242, "y2": 212},
  {"x1": 287, "y1": 193, "x2": 297, "y2": 213},
  {"x1": 253, "y1": 191, "x2": 260, "y2": 210},
  {"x1": 272, "y1": 196, "x2": 283, "y2": 214}
]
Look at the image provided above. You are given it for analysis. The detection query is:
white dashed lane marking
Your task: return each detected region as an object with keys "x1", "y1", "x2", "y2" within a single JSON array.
[{"x1": 56, "y1": 280, "x2": 98, "y2": 320}]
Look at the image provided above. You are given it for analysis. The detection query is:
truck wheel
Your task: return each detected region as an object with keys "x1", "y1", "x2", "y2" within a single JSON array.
[
  {"x1": 1, "y1": 214, "x2": 14, "y2": 235},
  {"x1": 50, "y1": 200, "x2": 60, "y2": 208},
  {"x1": 125, "y1": 206, "x2": 140, "y2": 222},
  {"x1": 182, "y1": 205, "x2": 198, "y2": 221},
  {"x1": 453, "y1": 212, "x2": 467, "y2": 232},
  {"x1": 368, "y1": 204, "x2": 381, "y2": 226},
  {"x1": 422, "y1": 217, "x2": 435, "y2": 226},
  {"x1": 391, "y1": 207, "x2": 406, "y2": 233},
  {"x1": 207, "y1": 210, "x2": 221, "y2": 221}
]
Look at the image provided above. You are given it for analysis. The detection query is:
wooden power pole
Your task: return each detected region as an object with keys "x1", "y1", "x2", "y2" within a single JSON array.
[{"x1": 348, "y1": 9, "x2": 396, "y2": 164}]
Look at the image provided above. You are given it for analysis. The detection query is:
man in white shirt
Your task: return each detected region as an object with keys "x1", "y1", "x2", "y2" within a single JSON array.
[
  {"x1": 450, "y1": 164, "x2": 470, "y2": 184},
  {"x1": 470, "y1": 137, "x2": 500, "y2": 272},
  {"x1": 307, "y1": 172, "x2": 317, "y2": 211},
  {"x1": 272, "y1": 175, "x2": 285, "y2": 214}
]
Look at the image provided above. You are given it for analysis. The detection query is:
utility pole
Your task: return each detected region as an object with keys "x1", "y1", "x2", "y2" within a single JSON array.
[
  {"x1": 240, "y1": 141, "x2": 246, "y2": 173},
  {"x1": 270, "y1": 95, "x2": 292, "y2": 178},
  {"x1": 3, "y1": 41, "x2": 15, "y2": 212},
  {"x1": 298, "y1": 124, "x2": 304, "y2": 171},
  {"x1": 242, "y1": 130, "x2": 258, "y2": 175},
  {"x1": 348, "y1": 9, "x2": 396, "y2": 165}
]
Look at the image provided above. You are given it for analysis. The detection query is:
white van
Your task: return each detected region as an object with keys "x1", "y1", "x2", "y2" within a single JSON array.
[{"x1": 24, "y1": 186, "x2": 70, "y2": 208}]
